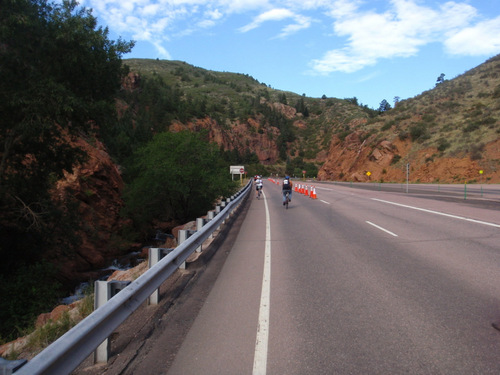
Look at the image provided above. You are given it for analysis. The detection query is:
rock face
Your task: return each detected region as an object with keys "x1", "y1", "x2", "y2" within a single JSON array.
[
  {"x1": 52, "y1": 135, "x2": 129, "y2": 285},
  {"x1": 318, "y1": 133, "x2": 500, "y2": 183},
  {"x1": 170, "y1": 116, "x2": 281, "y2": 164}
]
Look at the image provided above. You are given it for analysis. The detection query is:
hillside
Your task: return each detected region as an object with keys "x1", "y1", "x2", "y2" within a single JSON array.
[
  {"x1": 319, "y1": 54, "x2": 500, "y2": 183},
  {"x1": 118, "y1": 58, "x2": 374, "y2": 177},
  {"x1": 121, "y1": 56, "x2": 500, "y2": 183}
]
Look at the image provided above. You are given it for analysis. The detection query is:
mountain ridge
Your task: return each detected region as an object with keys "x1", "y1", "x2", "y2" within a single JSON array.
[{"x1": 121, "y1": 54, "x2": 500, "y2": 183}]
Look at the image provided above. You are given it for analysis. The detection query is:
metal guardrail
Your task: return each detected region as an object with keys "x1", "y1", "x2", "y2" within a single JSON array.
[
  {"x1": 15, "y1": 181, "x2": 251, "y2": 375},
  {"x1": 318, "y1": 181, "x2": 500, "y2": 202}
]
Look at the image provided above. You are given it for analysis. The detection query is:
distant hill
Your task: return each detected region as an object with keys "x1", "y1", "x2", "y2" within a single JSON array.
[
  {"x1": 119, "y1": 58, "x2": 373, "y2": 177},
  {"x1": 121, "y1": 55, "x2": 500, "y2": 183},
  {"x1": 319, "y1": 54, "x2": 500, "y2": 183}
]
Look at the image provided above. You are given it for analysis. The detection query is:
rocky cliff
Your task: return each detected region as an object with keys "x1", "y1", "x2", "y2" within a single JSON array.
[
  {"x1": 52, "y1": 135, "x2": 131, "y2": 284},
  {"x1": 319, "y1": 132, "x2": 500, "y2": 183},
  {"x1": 319, "y1": 55, "x2": 500, "y2": 183},
  {"x1": 170, "y1": 116, "x2": 281, "y2": 164}
]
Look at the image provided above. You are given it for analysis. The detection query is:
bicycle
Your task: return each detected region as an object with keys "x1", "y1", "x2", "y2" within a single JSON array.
[
  {"x1": 256, "y1": 186, "x2": 262, "y2": 199},
  {"x1": 284, "y1": 191, "x2": 290, "y2": 209}
]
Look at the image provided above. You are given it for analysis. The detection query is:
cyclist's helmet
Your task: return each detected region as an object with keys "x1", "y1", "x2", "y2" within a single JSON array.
[{"x1": 285, "y1": 175, "x2": 290, "y2": 179}]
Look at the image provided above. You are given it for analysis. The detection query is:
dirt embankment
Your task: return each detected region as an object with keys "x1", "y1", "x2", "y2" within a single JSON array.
[{"x1": 319, "y1": 134, "x2": 500, "y2": 184}]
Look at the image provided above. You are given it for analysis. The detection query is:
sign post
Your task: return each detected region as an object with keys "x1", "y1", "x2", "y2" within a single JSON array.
[
  {"x1": 405, "y1": 163, "x2": 410, "y2": 194},
  {"x1": 479, "y1": 170, "x2": 484, "y2": 197},
  {"x1": 230, "y1": 165, "x2": 245, "y2": 185}
]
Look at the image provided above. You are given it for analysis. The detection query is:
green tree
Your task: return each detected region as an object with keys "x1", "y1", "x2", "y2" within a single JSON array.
[
  {"x1": 295, "y1": 97, "x2": 309, "y2": 117},
  {"x1": 0, "y1": 0, "x2": 133, "y2": 223},
  {"x1": 0, "y1": 0, "x2": 133, "y2": 340},
  {"x1": 436, "y1": 73, "x2": 446, "y2": 85},
  {"x1": 123, "y1": 131, "x2": 237, "y2": 233},
  {"x1": 378, "y1": 99, "x2": 392, "y2": 113},
  {"x1": 345, "y1": 97, "x2": 359, "y2": 106},
  {"x1": 278, "y1": 93, "x2": 288, "y2": 105}
]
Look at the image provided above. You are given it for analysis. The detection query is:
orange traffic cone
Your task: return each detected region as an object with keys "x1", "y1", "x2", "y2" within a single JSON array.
[
  {"x1": 311, "y1": 186, "x2": 317, "y2": 199},
  {"x1": 305, "y1": 186, "x2": 309, "y2": 196}
]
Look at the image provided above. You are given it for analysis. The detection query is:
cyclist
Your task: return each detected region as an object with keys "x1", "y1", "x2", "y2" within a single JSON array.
[
  {"x1": 255, "y1": 175, "x2": 263, "y2": 198},
  {"x1": 282, "y1": 175, "x2": 293, "y2": 205}
]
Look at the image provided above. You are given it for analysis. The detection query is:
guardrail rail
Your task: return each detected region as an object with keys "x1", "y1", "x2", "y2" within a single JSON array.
[{"x1": 14, "y1": 181, "x2": 251, "y2": 375}]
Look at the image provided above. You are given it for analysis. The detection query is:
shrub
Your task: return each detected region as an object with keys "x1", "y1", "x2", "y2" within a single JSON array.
[
  {"x1": 27, "y1": 312, "x2": 75, "y2": 351},
  {"x1": 0, "y1": 262, "x2": 61, "y2": 342},
  {"x1": 391, "y1": 154, "x2": 402, "y2": 165},
  {"x1": 381, "y1": 120, "x2": 395, "y2": 131},
  {"x1": 398, "y1": 131, "x2": 409, "y2": 141},
  {"x1": 470, "y1": 143, "x2": 485, "y2": 160},
  {"x1": 409, "y1": 123, "x2": 430, "y2": 142},
  {"x1": 437, "y1": 138, "x2": 451, "y2": 152},
  {"x1": 123, "y1": 131, "x2": 237, "y2": 233}
]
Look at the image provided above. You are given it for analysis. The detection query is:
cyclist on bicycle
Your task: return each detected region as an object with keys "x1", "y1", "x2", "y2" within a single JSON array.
[
  {"x1": 255, "y1": 176, "x2": 263, "y2": 198},
  {"x1": 282, "y1": 175, "x2": 292, "y2": 205}
]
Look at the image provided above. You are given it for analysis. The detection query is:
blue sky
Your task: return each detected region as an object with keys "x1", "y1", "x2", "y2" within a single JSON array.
[{"x1": 78, "y1": 0, "x2": 500, "y2": 109}]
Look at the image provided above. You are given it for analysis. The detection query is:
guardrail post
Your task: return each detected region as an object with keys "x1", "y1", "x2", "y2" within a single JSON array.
[
  {"x1": 148, "y1": 248, "x2": 174, "y2": 305},
  {"x1": 208, "y1": 211, "x2": 215, "y2": 238},
  {"x1": 214, "y1": 204, "x2": 221, "y2": 232},
  {"x1": 94, "y1": 280, "x2": 131, "y2": 363},
  {"x1": 0, "y1": 358, "x2": 27, "y2": 374},
  {"x1": 220, "y1": 201, "x2": 226, "y2": 224},
  {"x1": 196, "y1": 218, "x2": 206, "y2": 253},
  {"x1": 178, "y1": 230, "x2": 196, "y2": 269}
]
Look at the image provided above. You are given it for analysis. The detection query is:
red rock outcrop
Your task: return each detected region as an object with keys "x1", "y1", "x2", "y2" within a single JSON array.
[
  {"x1": 318, "y1": 134, "x2": 500, "y2": 183},
  {"x1": 171, "y1": 117, "x2": 280, "y2": 164},
  {"x1": 52, "y1": 135, "x2": 129, "y2": 284}
]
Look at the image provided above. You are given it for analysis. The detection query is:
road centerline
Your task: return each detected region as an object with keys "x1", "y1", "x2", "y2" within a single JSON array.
[{"x1": 253, "y1": 190, "x2": 271, "y2": 375}]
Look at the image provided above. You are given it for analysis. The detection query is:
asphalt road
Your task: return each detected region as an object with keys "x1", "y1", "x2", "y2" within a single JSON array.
[
  {"x1": 83, "y1": 181, "x2": 500, "y2": 375},
  {"x1": 166, "y1": 180, "x2": 500, "y2": 374}
]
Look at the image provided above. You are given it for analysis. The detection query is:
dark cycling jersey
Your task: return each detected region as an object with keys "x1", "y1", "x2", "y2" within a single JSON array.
[{"x1": 282, "y1": 179, "x2": 292, "y2": 191}]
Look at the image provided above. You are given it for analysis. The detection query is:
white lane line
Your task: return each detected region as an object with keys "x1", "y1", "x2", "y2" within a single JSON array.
[
  {"x1": 366, "y1": 221, "x2": 398, "y2": 237},
  {"x1": 253, "y1": 191, "x2": 271, "y2": 375},
  {"x1": 320, "y1": 200, "x2": 330, "y2": 205},
  {"x1": 372, "y1": 198, "x2": 500, "y2": 228}
]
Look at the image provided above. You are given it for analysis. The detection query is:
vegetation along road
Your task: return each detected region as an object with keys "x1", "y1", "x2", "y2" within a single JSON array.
[{"x1": 81, "y1": 180, "x2": 500, "y2": 375}]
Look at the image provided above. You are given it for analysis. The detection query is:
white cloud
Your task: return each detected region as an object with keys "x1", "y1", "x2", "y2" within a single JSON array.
[
  {"x1": 153, "y1": 41, "x2": 172, "y2": 59},
  {"x1": 77, "y1": 0, "x2": 499, "y2": 68},
  {"x1": 310, "y1": 0, "x2": 491, "y2": 74},
  {"x1": 311, "y1": 49, "x2": 375, "y2": 74},
  {"x1": 239, "y1": 8, "x2": 295, "y2": 32},
  {"x1": 445, "y1": 16, "x2": 500, "y2": 55},
  {"x1": 325, "y1": 0, "x2": 361, "y2": 18},
  {"x1": 141, "y1": 4, "x2": 161, "y2": 17},
  {"x1": 239, "y1": 8, "x2": 312, "y2": 38},
  {"x1": 198, "y1": 19, "x2": 216, "y2": 28},
  {"x1": 205, "y1": 9, "x2": 223, "y2": 20},
  {"x1": 277, "y1": 15, "x2": 312, "y2": 38},
  {"x1": 217, "y1": 0, "x2": 270, "y2": 13}
]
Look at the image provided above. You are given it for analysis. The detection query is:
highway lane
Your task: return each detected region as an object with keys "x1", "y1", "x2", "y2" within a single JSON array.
[
  {"x1": 268, "y1": 183, "x2": 500, "y2": 374},
  {"x1": 322, "y1": 181, "x2": 500, "y2": 203},
  {"x1": 166, "y1": 180, "x2": 500, "y2": 374}
]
